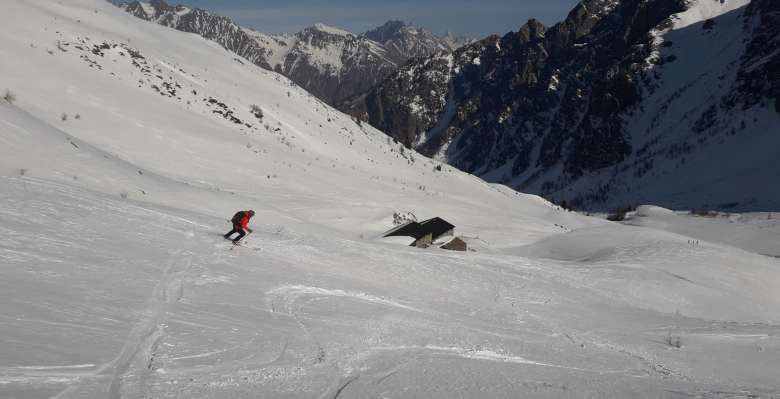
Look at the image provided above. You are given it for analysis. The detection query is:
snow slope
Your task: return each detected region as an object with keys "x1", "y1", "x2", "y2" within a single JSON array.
[
  {"x1": 1, "y1": 0, "x2": 591, "y2": 246},
  {"x1": 2, "y1": 1, "x2": 780, "y2": 398}
]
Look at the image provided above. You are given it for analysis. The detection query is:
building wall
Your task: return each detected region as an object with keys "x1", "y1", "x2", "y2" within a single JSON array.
[{"x1": 414, "y1": 233, "x2": 433, "y2": 248}]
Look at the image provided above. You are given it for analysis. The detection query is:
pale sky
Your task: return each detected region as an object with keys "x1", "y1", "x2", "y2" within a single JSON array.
[{"x1": 165, "y1": 0, "x2": 580, "y2": 37}]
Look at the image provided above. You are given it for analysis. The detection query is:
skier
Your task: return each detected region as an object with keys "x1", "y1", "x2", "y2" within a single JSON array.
[{"x1": 224, "y1": 210, "x2": 255, "y2": 244}]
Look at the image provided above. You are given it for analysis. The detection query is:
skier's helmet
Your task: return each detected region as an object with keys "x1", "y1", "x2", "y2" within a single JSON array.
[{"x1": 248, "y1": 210, "x2": 255, "y2": 217}]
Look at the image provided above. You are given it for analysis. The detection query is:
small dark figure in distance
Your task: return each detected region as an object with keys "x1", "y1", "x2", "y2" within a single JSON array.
[{"x1": 224, "y1": 210, "x2": 255, "y2": 244}]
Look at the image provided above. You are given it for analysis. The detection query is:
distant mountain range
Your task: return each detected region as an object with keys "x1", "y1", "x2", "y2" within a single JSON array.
[
  {"x1": 342, "y1": 0, "x2": 780, "y2": 211},
  {"x1": 120, "y1": 0, "x2": 469, "y2": 104}
]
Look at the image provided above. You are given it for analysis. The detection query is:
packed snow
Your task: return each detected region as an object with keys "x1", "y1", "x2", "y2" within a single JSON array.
[{"x1": 1, "y1": 1, "x2": 780, "y2": 398}]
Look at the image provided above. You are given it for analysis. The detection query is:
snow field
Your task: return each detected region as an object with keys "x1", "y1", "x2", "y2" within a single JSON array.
[{"x1": 3, "y1": 176, "x2": 779, "y2": 398}]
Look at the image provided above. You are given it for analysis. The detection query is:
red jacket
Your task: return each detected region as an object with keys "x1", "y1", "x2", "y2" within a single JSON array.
[{"x1": 238, "y1": 212, "x2": 251, "y2": 229}]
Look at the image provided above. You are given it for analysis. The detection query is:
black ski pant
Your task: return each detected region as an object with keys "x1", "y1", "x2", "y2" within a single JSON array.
[{"x1": 224, "y1": 225, "x2": 246, "y2": 242}]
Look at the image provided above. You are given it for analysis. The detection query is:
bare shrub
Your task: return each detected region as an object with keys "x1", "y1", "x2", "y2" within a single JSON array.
[
  {"x1": 3, "y1": 89, "x2": 16, "y2": 104},
  {"x1": 691, "y1": 209, "x2": 718, "y2": 217},
  {"x1": 557, "y1": 199, "x2": 575, "y2": 212},
  {"x1": 666, "y1": 331, "x2": 682, "y2": 348},
  {"x1": 250, "y1": 104, "x2": 264, "y2": 120}
]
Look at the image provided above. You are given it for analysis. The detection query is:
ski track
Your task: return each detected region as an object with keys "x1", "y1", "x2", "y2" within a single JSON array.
[
  {"x1": 267, "y1": 285, "x2": 422, "y2": 314},
  {"x1": 167, "y1": 348, "x2": 237, "y2": 362},
  {"x1": 264, "y1": 284, "x2": 413, "y2": 392},
  {"x1": 369, "y1": 345, "x2": 626, "y2": 374},
  {"x1": 8, "y1": 364, "x2": 96, "y2": 371},
  {"x1": 318, "y1": 374, "x2": 359, "y2": 399},
  {"x1": 100, "y1": 252, "x2": 194, "y2": 399},
  {"x1": 267, "y1": 289, "x2": 328, "y2": 368}
]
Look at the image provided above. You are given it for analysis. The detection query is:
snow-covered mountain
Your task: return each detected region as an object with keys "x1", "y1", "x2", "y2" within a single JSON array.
[
  {"x1": 242, "y1": 24, "x2": 401, "y2": 105},
  {"x1": 365, "y1": 20, "x2": 468, "y2": 63},
  {"x1": 120, "y1": 0, "x2": 467, "y2": 104},
  {"x1": 2, "y1": 1, "x2": 780, "y2": 398},
  {"x1": 345, "y1": 0, "x2": 780, "y2": 212}
]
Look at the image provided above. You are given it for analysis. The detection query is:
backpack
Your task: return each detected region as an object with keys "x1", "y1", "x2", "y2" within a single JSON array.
[{"x1": 231, "y1": 211, "x2": 246, "y2": 225}]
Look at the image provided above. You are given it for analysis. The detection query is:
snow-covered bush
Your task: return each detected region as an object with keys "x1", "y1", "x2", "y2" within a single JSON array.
[{"x1": 119, "y1": 190, "x2": 129, "y2": 199}]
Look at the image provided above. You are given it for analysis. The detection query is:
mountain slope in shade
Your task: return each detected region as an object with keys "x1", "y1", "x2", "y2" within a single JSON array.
[
  {"x1": 120, "y1": 0, "x2": 467, "y2": 104},
  {"x1": 345, "y1": 0, "x2": 780, "y2": 211}
]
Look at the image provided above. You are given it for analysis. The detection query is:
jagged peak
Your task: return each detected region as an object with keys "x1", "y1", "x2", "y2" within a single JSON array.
[
  {"x1": 379, "y1": 20, "x2": 409, "y2": 30},
  {"x1": 365, "y1": 20, "x2": 410, "y2": 41},
  {"x1": 123, "y1": 0, "x2": 196, "y2": 18},
  {"x1": 366, "y1": 20, "x2": 429, "y2": 43},
  {"x1": 365, "y1": 20, "x2": 471, "y2": 49},
  {"x1": 578, "y1": 0, "x2": 620, "y2": 16},
  {"x1": 519, "y1": 18, "x2": 547, "y2": 38},
  {"x1": 563, "y1": 0, "x2": 620, "y2": 26}
]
